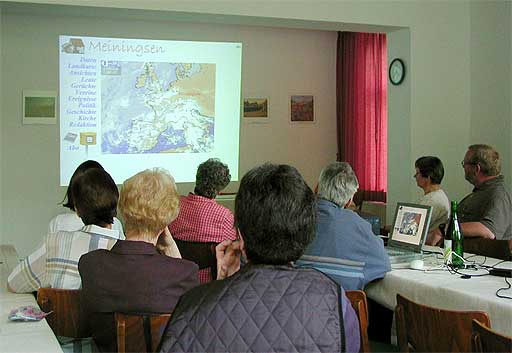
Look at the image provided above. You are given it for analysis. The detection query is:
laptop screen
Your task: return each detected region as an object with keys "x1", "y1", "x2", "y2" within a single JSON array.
[{"x1": 388, "y1": 202, "x2": 432, "y2": 251}]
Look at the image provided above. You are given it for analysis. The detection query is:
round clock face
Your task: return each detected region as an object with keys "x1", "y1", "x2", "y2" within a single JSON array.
[{"x1": 389, "y1": 58, "x2": 405, "y2": 85}]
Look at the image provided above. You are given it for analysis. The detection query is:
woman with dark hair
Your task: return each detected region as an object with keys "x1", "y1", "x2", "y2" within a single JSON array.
[
  {"x1": 414, "y1": 156, "x2": 450, "y2": 245},
  {"x1": 8, "y1": 168, "x2": 123, "y2": 293},
  {"x1": 48, "y1": 160, "x2": 124, "y2": 238},
  {"x1": 169, "y1": 158, "x2": 237, "y2": 283}
]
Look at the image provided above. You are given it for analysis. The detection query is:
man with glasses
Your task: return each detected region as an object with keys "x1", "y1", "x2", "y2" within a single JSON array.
[{"x1": 458, "y1": 144, "x2": 511, "y2": 240}]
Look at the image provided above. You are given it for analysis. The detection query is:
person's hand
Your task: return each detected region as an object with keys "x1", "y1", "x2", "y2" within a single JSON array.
[
  {"x1": 216, "y1": 240, "x2": 242, "y2": 280},
  {"x1": 425, "y1": 227, "x2": 443, "y2": 246},
  {"x1": 156, "y1": 228, "x2": 181, "y2": 258}
]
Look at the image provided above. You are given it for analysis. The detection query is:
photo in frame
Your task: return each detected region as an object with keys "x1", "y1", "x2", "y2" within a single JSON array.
[
  {"x1": 243, "y1": 98, "x2": 268, "y2": 119},
  {"x1": 389, "y1": 202, "x2": 432, "y2": 248},
  {"x1": 22, "y1": 90, "x2": 57, "y2": 125},
  {"x1": 290, "y1": 95, "x2": 314, "y2": 122}
]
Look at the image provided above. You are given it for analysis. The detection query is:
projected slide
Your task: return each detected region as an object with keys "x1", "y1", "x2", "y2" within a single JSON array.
[{"x1": 59, "y1": 36, "x2": 242, "y2": 185}]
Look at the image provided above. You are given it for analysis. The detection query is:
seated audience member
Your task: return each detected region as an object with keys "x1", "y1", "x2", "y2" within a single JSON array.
[
  {"x1": 8, "y1": 168, "x2": 122, "y2": 293},
  {"x1": 48, "y1": 160, "x2": 124, "y2": 238},
  {"x1": 79, "y1": 168, "x2": 199, "y2": 353},
  {"x1": 159, "y1": 163, "x2": 360, "y2": 353},
  {"x1": 414, "y1": 156, "x2": 450, "y2": 245},
  {"x1": 458, "y1": 144, "x2": 512, "y2": 240},
  {"x1": 301, "y1": 161, "x2": 390, "y2": 290},
  {"x1": 169, "y1": 158, "x2": 237, "y2": 282}
]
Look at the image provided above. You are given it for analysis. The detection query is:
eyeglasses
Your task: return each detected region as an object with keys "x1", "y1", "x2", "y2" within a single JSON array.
[{"x1": 461, "y1": 160, "x2": 476, "y2": 167}]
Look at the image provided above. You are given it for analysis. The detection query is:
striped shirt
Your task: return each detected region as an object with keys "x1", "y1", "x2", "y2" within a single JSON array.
[{"x1": 8, "y1": 225, "x2": 120, "y2": 293}]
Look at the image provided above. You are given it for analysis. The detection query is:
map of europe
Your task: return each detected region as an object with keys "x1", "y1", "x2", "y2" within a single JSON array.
[{"x1": 101, "y1": 61, "x2": 215, "y2": 154}]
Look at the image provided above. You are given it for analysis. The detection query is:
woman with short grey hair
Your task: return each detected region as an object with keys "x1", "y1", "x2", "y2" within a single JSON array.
[{"x1": 169, "y1": 158, "x2": 238, "y2": 283}]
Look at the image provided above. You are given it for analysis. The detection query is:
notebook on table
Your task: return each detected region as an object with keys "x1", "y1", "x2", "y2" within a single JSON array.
[{"x1": 386, "y1": 202, "x2": 432, "y2": 264}]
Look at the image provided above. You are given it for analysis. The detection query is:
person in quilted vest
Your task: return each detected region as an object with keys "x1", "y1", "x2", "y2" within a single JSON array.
[{"x1": 159, "y1": 163, "x2": 360, "y2": 353}]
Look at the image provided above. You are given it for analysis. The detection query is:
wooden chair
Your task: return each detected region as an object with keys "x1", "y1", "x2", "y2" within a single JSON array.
[
  {"x1": 174, "y1": 239, "x2": 218, "y2": 279},
  {"x1": 115, "y1": 312, "x2": 172, "y2": 353},
  {"x1": 464, "y1": 238, "x2": 512, "y2": 261},
  {"x1": 36, "y1": 288, "x2": 89, "y2": 338},
  {"x1": 395, "y1": 294, "x2": 490, "y2": 352},
  {"x1": 472, "y1": 319, "x2": 512, "y2": 353},
  {"x1": 346, "y1": 290, "x2": 371, "y2": 353}
]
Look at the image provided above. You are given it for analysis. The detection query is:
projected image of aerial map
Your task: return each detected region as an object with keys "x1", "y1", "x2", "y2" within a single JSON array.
[{"x1": 101, "y1": 61, "x2": 215, "y2": 154}]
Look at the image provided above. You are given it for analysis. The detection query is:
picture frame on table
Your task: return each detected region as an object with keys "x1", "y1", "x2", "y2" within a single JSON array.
[{"x1": 390, "y1": 202, "x2": 432, "y2": 246}]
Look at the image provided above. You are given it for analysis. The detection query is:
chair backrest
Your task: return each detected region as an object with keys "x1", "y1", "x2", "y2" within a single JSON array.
[
  {"x1": 174, "y1": 239, "x2": 218, "y2": 278},
  {"x1": 464, "y1": 238, "x2": 512, "y2": 261},
  {"x1": 346, "y1": 290, "x2": 371, "y2": 353},
  {"x1": 115, "y1": 312, "x2": 171, "y2": 353},
  {"x1": 36, "y1": 288, "x2": 89, "y2": 338},
  {"x1": 395, "y1": 294, "x2": 490, "y2": 353},
  {"x1": 472, "y1": 319, "x2": 512, "y2": 353}
]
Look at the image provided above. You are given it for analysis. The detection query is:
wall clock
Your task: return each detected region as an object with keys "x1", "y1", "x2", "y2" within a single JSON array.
[{"x1": 389, "y1": 58, "x2": 405, "y2": 85}]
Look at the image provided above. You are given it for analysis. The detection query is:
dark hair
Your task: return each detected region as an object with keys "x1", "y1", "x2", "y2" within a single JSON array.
[
  {"x1": 235, "y1": 163, "x2": 316, "y2": 265},
  {"x1": 63, "y1": 160, "x2": 104, "y2": 210},
  {"x1": 415, "y1": 156, "x2": 444, "y2": 185},
  {"x1": 71, "y1": 168, "x2": 118, "y2": 227},
  {"x1": 194, "y1": 158, "x2": 231, "y2": 199}
]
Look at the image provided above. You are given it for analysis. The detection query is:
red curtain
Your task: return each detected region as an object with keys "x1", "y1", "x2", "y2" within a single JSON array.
[{"x1": 337, "y1": 31, "x2": 387, "y2": 204}]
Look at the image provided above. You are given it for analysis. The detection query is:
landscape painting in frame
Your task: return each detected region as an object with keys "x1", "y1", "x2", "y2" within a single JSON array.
[
  {"x1": 243, "y1": 98, "x2": 268, "y2": 118},
  {"x1": 290, "y1": 95, "x2": 314, "y2": 122}
]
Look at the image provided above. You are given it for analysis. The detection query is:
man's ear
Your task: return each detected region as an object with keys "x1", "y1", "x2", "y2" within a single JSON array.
[
  {"x1": 475, "y1": 163, "x2": 482, "y2": 175},
  {"x1": 343, "y1": 196, "x2": 354, "y2": 209}
]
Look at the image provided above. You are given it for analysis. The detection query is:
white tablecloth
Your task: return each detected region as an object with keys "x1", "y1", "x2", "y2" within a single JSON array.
[
  {"x1": 0, "y1": 245, "x2": 63, "y2": 353},
  {"x1": 366, "y1": 249, "x2": 512, "y2": 336}
]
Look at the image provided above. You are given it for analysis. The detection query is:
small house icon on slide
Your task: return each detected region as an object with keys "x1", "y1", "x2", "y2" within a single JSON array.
[{"x1": 61, "y1": 38, "x2": 85, "y2": 54}]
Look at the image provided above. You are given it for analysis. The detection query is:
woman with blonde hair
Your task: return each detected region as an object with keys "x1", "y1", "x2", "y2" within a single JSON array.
[{"x1": 79, "y1": 168, "x2": 199, "y2": 352}]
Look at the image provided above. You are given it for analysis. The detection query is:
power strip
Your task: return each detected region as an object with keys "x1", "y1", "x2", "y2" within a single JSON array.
[{"x1": 489, "y1": 268, "x2": 512, "y2": 278}]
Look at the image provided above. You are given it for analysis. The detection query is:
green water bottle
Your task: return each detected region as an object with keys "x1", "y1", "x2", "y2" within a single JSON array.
[{"x1": 445, "y1": 200, "x2": 464, "y2": 268}]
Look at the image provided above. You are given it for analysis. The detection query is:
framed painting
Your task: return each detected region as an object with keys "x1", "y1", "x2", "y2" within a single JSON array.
[
  {"x1": 290, "y1": 95, "x2": 314, "y2": 123},
  {"x1": 23, "y1": 90, "x2": 57, "y2": 125}
]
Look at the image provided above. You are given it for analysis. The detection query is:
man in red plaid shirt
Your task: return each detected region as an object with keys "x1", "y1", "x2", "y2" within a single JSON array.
[{"x1": 169, "y1": 158, "x2": 237, "y2": 282}]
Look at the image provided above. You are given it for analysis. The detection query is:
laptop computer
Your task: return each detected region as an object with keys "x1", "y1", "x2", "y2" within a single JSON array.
[{"x1": 386, "y1": 202, "x2": 432, "y2": 264}]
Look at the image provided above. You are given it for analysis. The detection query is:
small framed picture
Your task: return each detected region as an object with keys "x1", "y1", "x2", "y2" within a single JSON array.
[
  {"x1": 23, "y1": 90, "x2": 57, "y2": 125},
  {"x1": 389, "y1": 202, "x2": 432, "y2": 248},
  {"x1": 243, "y1": 98, "x2": 269, "y2": 122},
  {"x1": 290, "y1": 95, "x2": 314, "y2": 123}
]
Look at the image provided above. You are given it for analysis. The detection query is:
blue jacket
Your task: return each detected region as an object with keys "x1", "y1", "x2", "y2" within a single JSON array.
[{"x1": 301, "y1": 199, "x2": 391, "y2": 290}]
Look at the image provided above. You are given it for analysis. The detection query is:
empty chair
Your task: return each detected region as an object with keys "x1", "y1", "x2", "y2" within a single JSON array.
[
  {"x1": 472, "y1": 319, "x2": 512, "y2": 353},
  {"x1": 346, "y1": 290, "x2": 371, "y2": 353},
  {"x1": 395, "y1": 294, "x2": 490, "y2": 352},
  {"x1": 115, "y1": 312, "x2": 172, "y2": 353},
  {"x1": 174, "y1": 239, "x2": 218, "y2": 280},
  {"x1": 37, "y1": 288, "x2": 89, "y2": 338}
]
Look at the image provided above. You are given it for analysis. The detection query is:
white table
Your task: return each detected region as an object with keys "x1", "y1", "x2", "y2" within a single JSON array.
[
  {"x1": 366, "y1": 248, "x2": 512, "y2": 337},
  {"x1": 0, "y1": 245, "x2": 63, "y2": 353}
]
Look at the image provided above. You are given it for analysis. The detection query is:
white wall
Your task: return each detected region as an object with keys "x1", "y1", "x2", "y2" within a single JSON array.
[
  {"x1": 0, "y1": 6, "x2": 3, "y2": 244},
  {"x1": 0, "y1": 7, "x2": 337, "y2": 256},
  {"x1": 387, "y1": 28, "x2": 411, "y2": 222},
  {"x1": 470, "y1": 1, "x2": 512, "y2": 184},
  {"x1": 1, "y1": 0, "x2": 511, "y2": 256}
]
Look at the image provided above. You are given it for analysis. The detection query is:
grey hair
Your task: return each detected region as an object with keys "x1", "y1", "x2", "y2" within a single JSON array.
[
  {"x1": 467, "y1": 144, "x2": 501, "y2": 176},
  {"x1": 194, "y1": 158, "x2": 231, "y2": 199},
  {"x1": 318, "y1": 162, "x2": 359, "y2": 207}
]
